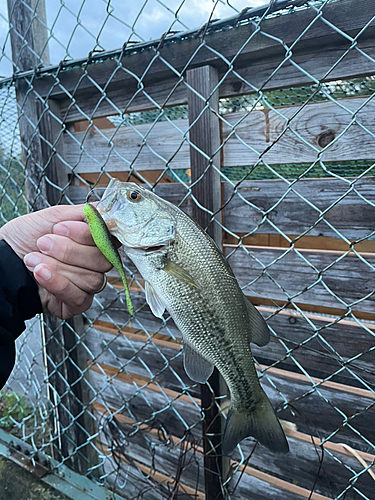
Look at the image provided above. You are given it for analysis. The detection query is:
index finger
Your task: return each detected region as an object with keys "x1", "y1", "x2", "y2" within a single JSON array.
[
  {"x1": 53, "y1": 219, "x2": 122, "y2": 249},
  {"x1": 53, "y1": 220, "x2": 96, "y2": 246}
]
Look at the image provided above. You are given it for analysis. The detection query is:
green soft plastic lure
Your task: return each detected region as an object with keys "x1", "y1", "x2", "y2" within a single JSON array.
[{"x1": 83, "y1": 203, "x2": 134, "y2": 316}]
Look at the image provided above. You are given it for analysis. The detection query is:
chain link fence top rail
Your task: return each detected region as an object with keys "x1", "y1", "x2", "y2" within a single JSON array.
[{"x1": 1, "y1": 0, "x2": 375, "y2": 499}]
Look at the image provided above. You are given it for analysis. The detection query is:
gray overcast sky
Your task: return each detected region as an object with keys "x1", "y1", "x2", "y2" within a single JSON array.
[{"x1": 0, "y1": 0, "x2": 265, "y2": 77}]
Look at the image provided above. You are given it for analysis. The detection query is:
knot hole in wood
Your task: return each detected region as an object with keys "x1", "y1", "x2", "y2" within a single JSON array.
[{"x1": 317, "y1": 129, "x2": 336, "y2": 148}]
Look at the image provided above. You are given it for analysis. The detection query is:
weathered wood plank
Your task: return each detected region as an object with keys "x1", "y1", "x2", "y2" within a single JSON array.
[
  {"x1": 253, "y1": 308, "x2": 375, "y2": 388},
  {"x1": 223, "y1": 177, "x2": 375, "y2": 241},
  {"x1": 84, "y1": 327, "x2": 199, "y2": 398},
  {"x1": 95, "y1": 408, "x2": 205, "y2": 497},
  {"x1": 88, "y1": 285, "x2": 375, "y2": 390},
  {"x1": 87, "y1": 368, "x2": 203, "y2": 442},
  {"x1": 225, "y1": 245, "x2": 375, "y2": 315},
  {"x1": 59, "y1": 77, "x2": 187, "y2": 124},
  {"x1": 260, "y1": 367, "x2": 375, "y2": 451},
  {"x1": 87, "y1": 265, "x2": 375, "y2": 394},
  {"x1": 56, "y1": 35, "x2": 375, "y2": 126},
  {"x1": 90, "y1": 290, "x2": 375, "y2": 385},
  {"x1": 73, "y1": 176, "x2": 375, "y2": 244},
  {"x1": 63, "y1": 119, "x2": 190, "y2": 173},
  {"x1": 91, "y1": 307, "x2": 375, "y2": 394},
  {"x1": 88, "y1": 277, "x2": 375, "y2": 397},
  {"x1": 64, "y1": 95, "x2": 375, "y2": 174},
  {"x1": 100, "y1": 447, "x2": 202, "y2": 500},
  {"x1": 86, "y1": 347, "x2": 375, "y2": 451},
  {"x1": 33, "y1": 0, "x2": 375, "y2": 107},
  {"x1": 55, "y1": 37, "x2": 375, "y2": 124},
  {"x1": 230, "y1": 469, "x2": 326, "y2": 500},
  {"x1": 94, "y1": 401, "x2": 375, "y2": 500},
  {"x1": 86, "y1": 313, "x2": 375, "y2": 492},
  {"x1": 222, "y1": 97, "x2": 375, "y2": 165},
  {"x1": 236, "y1": 429, "x2": 375, "y2": 500}
]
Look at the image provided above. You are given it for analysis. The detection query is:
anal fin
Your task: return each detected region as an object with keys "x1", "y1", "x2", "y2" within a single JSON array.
[{"x1": 183, "y1": 343, "x2": 214, "y2": 384}]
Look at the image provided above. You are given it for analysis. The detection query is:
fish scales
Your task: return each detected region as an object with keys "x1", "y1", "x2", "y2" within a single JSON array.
[
  {"x1": 144, "y1": 215, "x2": 259, "y2": 406},
  {"x1": 97, "y1": 179, "x2": 289, "y2": 455}
]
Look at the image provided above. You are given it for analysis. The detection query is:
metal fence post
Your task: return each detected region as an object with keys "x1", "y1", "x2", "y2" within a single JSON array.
[{"x1": 187, "y1": 65, "x2": 227, "y2": 500}]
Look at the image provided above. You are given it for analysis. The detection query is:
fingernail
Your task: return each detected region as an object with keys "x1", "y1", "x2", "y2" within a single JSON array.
[
  {"x1": 53, "y1": 223, "x2": 69, "y2": 237},
  {"x1": 34, "y1": 264, "x2": 52, "y2": 281},
  {"x1": 37, "y1": 236, "x2": 53, "y2": 253},
  {"x1": 24, "y1": 254, "x2": 40, "y2": 271}
]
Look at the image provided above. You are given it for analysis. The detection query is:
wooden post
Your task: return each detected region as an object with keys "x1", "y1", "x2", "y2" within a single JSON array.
[
  {"x1": 7, "y1": 0, "x2": 93, "y2": 474},
  {"x1": 187, "y1": 65, "x2": 222, "y2": 247},
  {"x1": 7, "y1": 0, "x2": 49, "y2": 210},
  {"x1": 187, "y1": 65, "x2": 226, "y2": 500}
]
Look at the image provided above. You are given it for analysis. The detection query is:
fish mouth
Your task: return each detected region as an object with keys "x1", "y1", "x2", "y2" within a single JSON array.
[
  {"x1": 139, "y1": 244, "x2": 168, "y2": 252},
  {"x1": 127, "y1": 242, "x2": 170, "y2": 254}
]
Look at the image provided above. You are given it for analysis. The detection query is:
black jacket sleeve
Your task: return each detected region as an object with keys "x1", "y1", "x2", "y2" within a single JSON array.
[{"x1": 0, "y1": 240, "x2": 42, "y2": 389}]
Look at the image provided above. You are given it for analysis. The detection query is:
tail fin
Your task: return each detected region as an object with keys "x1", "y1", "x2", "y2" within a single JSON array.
[{"x1": 222, "y1": 398, "x2": 289, "y2": 455}]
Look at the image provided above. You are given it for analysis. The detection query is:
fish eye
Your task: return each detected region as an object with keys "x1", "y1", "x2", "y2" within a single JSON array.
[{"x1": 128, "y1": 190, "x2": 141, "y2": 202}]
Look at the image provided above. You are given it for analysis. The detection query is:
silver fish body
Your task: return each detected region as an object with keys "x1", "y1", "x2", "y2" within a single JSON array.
[{"x1": 97, "y1": 179, "x2": 289, "y2": 455}]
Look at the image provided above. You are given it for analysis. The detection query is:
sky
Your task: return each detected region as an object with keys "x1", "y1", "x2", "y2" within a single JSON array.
[{"x1": 0, "y1": 0, "x2": 266, "y2": 78}]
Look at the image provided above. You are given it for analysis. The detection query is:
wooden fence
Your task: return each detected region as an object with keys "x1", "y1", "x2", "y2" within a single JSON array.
[{"x1": 7, "y1": 0, "x2": 375, "y2": 498}]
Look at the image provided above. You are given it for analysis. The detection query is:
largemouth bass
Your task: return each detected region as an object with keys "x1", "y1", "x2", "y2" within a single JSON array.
[{"x1": 96, "y1": 179, "x2": 289, "y2": 455}]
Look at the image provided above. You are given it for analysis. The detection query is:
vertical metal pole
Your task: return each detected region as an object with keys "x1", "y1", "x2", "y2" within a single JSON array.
[
  {"x1": 7, "y1": 0, "x2": 93, "y2": 474},
  {"x1": 187, "y1": 65, "x2": 225, "y2": 500}
]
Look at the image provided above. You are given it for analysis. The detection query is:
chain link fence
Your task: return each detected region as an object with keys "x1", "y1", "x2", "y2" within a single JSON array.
[{"x1": 1, "y1": 0, "x2": 375, "y2": 498}]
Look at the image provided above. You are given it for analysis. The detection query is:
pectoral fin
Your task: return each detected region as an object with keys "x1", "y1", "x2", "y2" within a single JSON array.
[
  {"x1": 245, "y1": 298, "x2": 270, "y2": 347},
  {"x1": 183, "y1": 343, "x2": 214, "y2": 383},
  {"x1": 162, "y1": 261, "x2": 199, "y2": 288},
  {"x1": 145, "y1": 282, "x2": 165, "y2": 318}
]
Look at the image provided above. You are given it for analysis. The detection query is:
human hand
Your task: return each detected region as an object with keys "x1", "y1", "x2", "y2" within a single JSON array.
[{"x1": 0, "y1": 205, "x2": 113, "y2": 319}]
